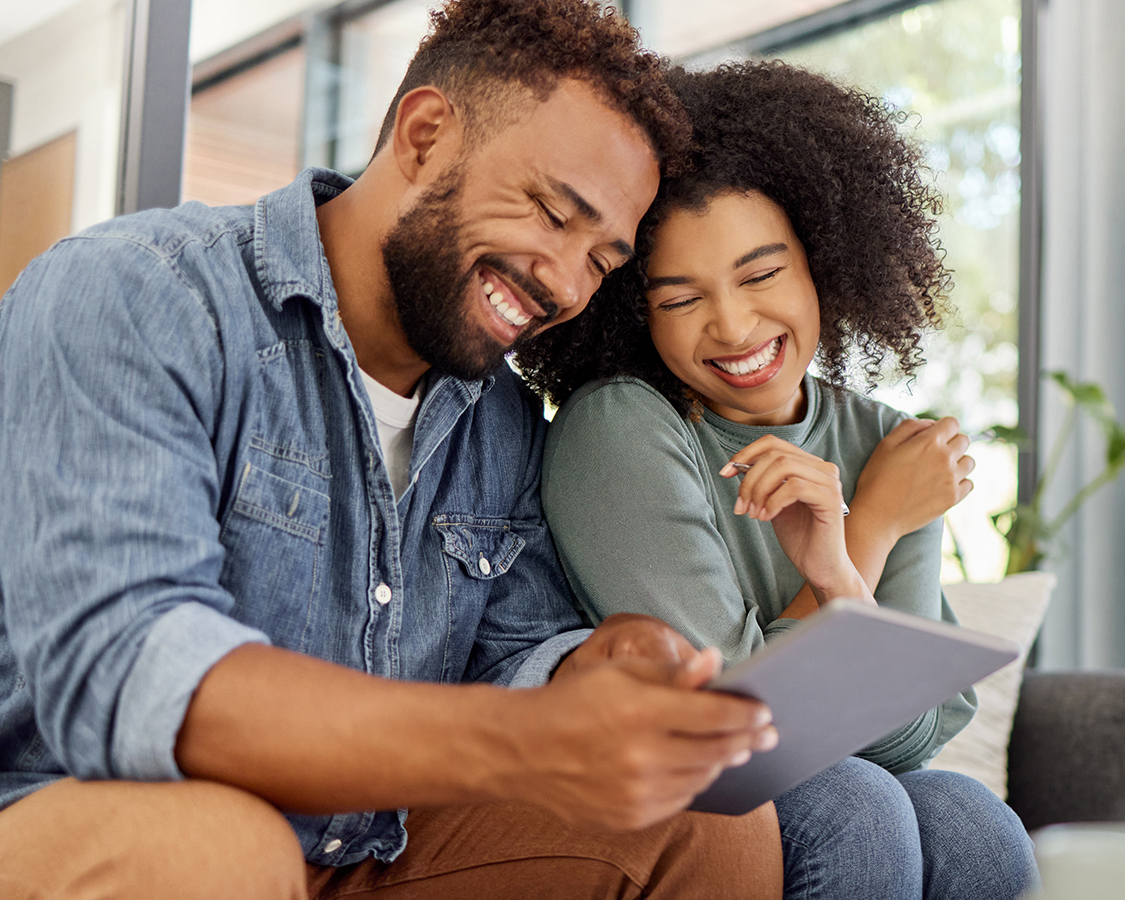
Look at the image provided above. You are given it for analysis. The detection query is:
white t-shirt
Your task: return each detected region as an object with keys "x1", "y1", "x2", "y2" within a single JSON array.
[{"x1": 359, "y1": 368, "x2": 424, "y2": 500}]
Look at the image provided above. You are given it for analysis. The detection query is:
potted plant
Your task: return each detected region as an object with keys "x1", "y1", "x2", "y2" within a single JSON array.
[{"x1": 987, "y1": 372, "x2": 1125, "y2": 575}]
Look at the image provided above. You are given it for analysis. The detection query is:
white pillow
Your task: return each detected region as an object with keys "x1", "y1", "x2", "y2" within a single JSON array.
[{"x1": 929, "y1": 572, "x2": 1056, "y2": 798}]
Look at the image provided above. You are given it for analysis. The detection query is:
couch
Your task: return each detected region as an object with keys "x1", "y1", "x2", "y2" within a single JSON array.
[{"x1": 931, "y1": 573, "x2": 1125, "y2": 832}]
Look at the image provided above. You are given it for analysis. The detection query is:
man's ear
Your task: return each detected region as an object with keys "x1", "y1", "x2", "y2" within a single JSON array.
[{"x1": 391, "y1": 86, "x2": 462, "y2": 185}]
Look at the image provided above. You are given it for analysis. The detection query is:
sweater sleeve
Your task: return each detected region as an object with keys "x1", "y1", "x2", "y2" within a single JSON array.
[
  {"x1": 542, "y1": 380, "x2": 780, "y2": 662},
  {"x1": 853, "y1": 506, "x2": 978, "y2": 773}
]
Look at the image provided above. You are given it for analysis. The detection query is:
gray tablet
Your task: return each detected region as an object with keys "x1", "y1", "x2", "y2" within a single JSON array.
[{"x1": 690, "y1": 599, "x2": 1020, "y2": 815}]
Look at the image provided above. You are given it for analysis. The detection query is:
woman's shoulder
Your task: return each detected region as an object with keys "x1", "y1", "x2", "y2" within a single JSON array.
[
  {"x1": 551, "y1": 376, "x2": 689, "y2": 434},
  {"x1": 813, "y1": 377, "x2": 910, "y2": 442}
]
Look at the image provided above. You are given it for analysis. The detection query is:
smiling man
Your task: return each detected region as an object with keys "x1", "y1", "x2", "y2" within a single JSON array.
[{"x1": 0, "y1": 1, "x2": 784, "y2": 897}]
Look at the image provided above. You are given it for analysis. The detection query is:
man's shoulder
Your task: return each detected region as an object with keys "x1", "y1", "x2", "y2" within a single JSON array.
[{"x1": 66, "y1": 202, "x2": 254, "y2": 268}]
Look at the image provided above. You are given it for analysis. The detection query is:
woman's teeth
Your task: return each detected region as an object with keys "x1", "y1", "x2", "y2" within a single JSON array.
[
  {"x1": 712, "y1": 337, "x2": 782, "y2": 375},
  {"x1": 483, "y1": 279, "x2": 531, "y2": 327}
]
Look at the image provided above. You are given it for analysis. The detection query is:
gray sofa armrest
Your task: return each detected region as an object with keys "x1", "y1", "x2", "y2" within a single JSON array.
[{"x1": 1006, "y1": 670, "x2": 1125, "y2": 831}]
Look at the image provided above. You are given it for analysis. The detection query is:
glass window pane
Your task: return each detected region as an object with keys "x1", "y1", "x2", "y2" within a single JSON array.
[
  {"x1": 335, "y1": 0, "x2": 433, "y2": 176},
  {"x1": 632, "y1": 0, "x2": 848, "y2": 58},
  {"x1": 183, "y1": 45, "x2": 306, "y2": 207},
  {"x1": 776, "y1": 0, "x2": 1021, "y2": 581}
]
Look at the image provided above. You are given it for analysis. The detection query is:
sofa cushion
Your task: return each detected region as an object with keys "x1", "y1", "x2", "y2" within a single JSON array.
[
  {"x1": 929, "y1": 572, "x2": 1055, "y2": 798},
  {"x1": 1007, "y1": 670, "x2": 1125, "y2": 829}
]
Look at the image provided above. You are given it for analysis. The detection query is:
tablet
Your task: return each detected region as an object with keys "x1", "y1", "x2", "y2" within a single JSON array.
[{"x1": 689, "y1": 599, "x2": 1020, "y2": 815}]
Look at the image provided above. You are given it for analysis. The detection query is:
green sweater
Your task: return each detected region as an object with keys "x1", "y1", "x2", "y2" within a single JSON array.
[{"x1": 542, "y1": 374, "x2": 975, "y2": 773}]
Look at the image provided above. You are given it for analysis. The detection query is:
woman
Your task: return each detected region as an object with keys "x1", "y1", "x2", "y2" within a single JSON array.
[{"x1": 518, "y1": 61, "x2": 1038, "y2": 899}]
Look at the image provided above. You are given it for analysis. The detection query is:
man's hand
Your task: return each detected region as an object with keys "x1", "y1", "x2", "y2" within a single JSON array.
[
  {"x1": 498, "y1": 653, "x2": 778, "y2": 831},
  {"x1": 552, "y1": 612, "x2": 700, "y2": 681}
]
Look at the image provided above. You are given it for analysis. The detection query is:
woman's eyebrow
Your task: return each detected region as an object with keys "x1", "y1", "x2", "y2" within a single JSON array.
[
  {"x1": 646, "y1": 242, "x2": 790, "y2": 290},
  {"x1": 733, "y1": 243, "x2": 788, "y2": 269}
]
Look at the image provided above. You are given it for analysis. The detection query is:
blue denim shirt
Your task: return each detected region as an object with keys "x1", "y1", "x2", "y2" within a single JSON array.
[{"x1": 0, "y1": 168, "x2": 588, "y2": 865}]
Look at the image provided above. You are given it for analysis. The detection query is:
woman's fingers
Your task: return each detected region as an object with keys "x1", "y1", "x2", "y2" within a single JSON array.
[{"x1": 731, "y1": 452, "x2": 843, "y2": 519}]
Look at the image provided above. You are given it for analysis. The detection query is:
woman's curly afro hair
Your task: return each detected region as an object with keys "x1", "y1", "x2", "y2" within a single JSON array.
[{"x1": 517, "y1": 59, "x2": 953, "y2": 417}]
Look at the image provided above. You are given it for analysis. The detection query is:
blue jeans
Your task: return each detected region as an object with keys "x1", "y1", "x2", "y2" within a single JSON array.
[{"x1": 775, "y1": 757, "x2": 1040, "y2": 900}]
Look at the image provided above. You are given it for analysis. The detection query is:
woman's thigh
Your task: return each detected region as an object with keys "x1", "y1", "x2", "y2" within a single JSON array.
[{"x1": 897, "y1": 769, "x2": 1040, "y2": 900}]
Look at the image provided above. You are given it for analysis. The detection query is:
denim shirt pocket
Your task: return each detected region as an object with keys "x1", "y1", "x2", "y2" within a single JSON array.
[
  {"x1": 219, "y1": 461, "x2": 330, "y2": 652},
  {"x1": 432, "y1": 514, "x2": 526, "y2": 585}
]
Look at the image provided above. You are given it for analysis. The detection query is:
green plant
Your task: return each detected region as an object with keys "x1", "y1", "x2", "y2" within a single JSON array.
[{"x1": 988, "y1": 371, "x2": 1125, "y2": 574}]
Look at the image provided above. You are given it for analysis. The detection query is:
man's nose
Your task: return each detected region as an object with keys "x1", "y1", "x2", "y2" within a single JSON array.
[{"x1": 531, "y1": 248, "x2": 592, "y2": 320}]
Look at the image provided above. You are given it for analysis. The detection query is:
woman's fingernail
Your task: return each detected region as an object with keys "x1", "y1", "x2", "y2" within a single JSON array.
[
  {"x1": 720, "y1": 463, "x2": 736, "y2": 477},
  {"x1": 734, "y1": 498, "x2": 747, "y2": 515}
]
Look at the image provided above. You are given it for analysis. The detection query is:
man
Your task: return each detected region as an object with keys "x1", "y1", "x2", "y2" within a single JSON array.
[{"x1": 0, "y1": 1, "x2": 782, "y2": 896}]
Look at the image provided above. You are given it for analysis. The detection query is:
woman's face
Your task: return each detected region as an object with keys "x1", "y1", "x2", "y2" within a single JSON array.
[{"x1": 645, "y1": 190, "x2": 820, "y2": 427}]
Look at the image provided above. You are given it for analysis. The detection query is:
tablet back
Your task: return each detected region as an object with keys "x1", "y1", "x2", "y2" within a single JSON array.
[{"x1": 690, "y1": 600, "x2": 1019, "y2": 815}]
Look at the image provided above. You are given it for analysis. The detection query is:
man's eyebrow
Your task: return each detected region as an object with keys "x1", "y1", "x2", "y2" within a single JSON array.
[{"x1": 544, "y1": 176, "x2": 635, "y2": 261}]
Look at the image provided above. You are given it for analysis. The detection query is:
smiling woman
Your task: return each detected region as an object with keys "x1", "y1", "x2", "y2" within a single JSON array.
[
  {"x1": 519, "y1": 58, "x2": 1039, "y2": 900},
  {"x1": 644, "y1": 192, "x2": 820, "y2": 427}
]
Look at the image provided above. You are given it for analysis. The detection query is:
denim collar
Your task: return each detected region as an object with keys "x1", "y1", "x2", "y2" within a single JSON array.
[
  {"x1": 253, "y1": 167, "x2": 351, "y2": 316},
  {"x1": 253, "y1": 168, "x2": 495, "y2": 401}
]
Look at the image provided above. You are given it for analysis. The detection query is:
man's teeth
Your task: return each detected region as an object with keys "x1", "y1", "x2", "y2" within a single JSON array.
[
  {"x1": 712, "y1": 337, "x2": 782, "y2": 376},
  {"x1": 483, "y1": 279, "x2": 531, "y2": 327}
]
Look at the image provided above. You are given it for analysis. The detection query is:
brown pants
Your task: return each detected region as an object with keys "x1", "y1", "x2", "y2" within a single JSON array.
[{"x1": 0, "y1": 778, "x2": 782, "y2": 899}]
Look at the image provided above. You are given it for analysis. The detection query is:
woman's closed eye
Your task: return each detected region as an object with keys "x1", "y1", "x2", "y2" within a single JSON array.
[
  {"x1": 651, "y1": 294, "x2": 701, "y2": 312},
  {"x1": 742, "y1": 267, "x2": 782, "y2": 286}
]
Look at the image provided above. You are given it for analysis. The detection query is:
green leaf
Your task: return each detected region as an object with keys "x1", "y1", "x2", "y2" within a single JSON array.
[
  {"x1": 984, "y1": 424, "x2": 1028, "y2": 445},
  {"x1": 1108, "y1": 425, "x2": 1125, "y2": 469},
  {"x1": 1048, "y1": 370, "x2": 1111, "y2": 413}
]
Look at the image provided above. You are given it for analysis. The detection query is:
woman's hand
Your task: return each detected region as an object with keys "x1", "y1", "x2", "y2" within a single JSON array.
[
  {"x1": 721, "y1": 436, "x2": 870, "y2": 606},
  {"x1": 853, "y1": 416, "x2": 974, "y2": 542}
]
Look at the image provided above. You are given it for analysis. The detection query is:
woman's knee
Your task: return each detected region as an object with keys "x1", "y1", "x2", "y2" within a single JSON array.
[
  {"x1": 774, "y1": 758, "x2": 924, "y2": 899},
  {"x1": 898, "y1": 770, "x2": 1039, "y2": 899}
]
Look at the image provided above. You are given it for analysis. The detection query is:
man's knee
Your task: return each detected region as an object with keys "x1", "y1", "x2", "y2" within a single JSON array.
[{"x1": 0, "y1": 778, "x2": 308, "y2": 900}]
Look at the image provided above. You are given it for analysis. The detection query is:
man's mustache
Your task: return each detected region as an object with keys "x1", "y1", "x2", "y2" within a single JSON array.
[{"x1": 476, "y1": 254, "x2": 559, "y2": 323}]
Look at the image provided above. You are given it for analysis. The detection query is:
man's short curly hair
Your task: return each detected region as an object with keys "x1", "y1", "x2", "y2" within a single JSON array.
[
  {"x1": 373, "y1": 0, "x2": 690, "y2": 175},
  {"x1": 517, "y1": 60, "x2": 953, "y2": 417}
]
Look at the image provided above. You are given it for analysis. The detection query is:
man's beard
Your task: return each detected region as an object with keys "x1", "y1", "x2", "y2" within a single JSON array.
[{"x1": 381, "y1": 166, "x2": 557, "y2": 381}]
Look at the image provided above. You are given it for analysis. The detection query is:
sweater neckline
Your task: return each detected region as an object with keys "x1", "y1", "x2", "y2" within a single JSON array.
[{"x1": 699, "y1": 373, "x2": 832, "y2": 452}]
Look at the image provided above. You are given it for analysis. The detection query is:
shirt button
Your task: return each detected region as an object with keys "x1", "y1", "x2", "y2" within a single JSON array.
[
  {"x1": 375, "y1": 583, "x2": 392, "y2": 606},
  {"x1": 477, "y1": 556, "x2": 491, "y2": 576},
  {"x1": 324, "y1": 838, "x2": 343, "y2": 853}
]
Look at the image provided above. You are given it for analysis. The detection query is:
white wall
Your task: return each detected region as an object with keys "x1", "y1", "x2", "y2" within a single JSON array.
[
  {"x1": 0, "y1": 0, "x2": 126, "y2": 231},
  {"x1": 189, "y1": 0, "x2": 326, "y2": 62}
]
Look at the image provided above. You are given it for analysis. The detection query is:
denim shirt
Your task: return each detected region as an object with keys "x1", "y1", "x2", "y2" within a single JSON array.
[{"x1": 0, "y1": 169, "x2": 588, "y2": 865}]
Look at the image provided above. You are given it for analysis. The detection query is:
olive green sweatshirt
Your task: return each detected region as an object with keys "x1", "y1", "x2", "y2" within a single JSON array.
[{"x1": 542, "y1": 374, "x2": 975, "y2": 773}]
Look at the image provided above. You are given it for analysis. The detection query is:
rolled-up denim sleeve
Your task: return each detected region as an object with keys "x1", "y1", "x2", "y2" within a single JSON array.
[{"x1": 0, "y1": 234, "x2": 268, "y2": 782}]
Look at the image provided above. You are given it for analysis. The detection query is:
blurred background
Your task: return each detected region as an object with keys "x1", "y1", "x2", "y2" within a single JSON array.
[{"x1": 1, "y1": 0, "x2": 1122, "y2": 670}]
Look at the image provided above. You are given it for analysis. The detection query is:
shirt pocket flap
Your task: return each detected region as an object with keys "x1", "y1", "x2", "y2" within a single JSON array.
[
  {"x1": 231, "y1": 462, "x2": 330, "y2": 542},
  {"x1": 432, "y1": 515, "x2": 526, "y2": 580}
]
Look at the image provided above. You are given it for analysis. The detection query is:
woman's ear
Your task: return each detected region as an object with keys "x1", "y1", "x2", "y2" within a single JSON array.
[{"x1": 390, "y1": 86, "x2": 462, "y2": 185}]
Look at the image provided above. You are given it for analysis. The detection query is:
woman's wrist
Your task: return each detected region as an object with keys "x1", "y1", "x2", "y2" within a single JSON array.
[{"x1": 808, "y1": 566, "x2": 873, "y2": 607}]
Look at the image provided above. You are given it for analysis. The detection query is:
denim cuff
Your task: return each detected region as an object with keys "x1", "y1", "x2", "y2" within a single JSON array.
[
  {"x1": 506, "y1": 629, "x2": 591, "y2": 688},
  {"x1": 111, "y1": 602, "x2": 270, "y2": 780}
]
